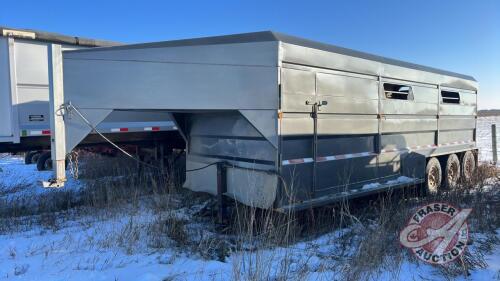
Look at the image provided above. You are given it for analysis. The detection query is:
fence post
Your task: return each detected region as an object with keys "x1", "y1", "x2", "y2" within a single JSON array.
[{"x1": 492, "y1": 124, "x2": 497, "y2": 164}]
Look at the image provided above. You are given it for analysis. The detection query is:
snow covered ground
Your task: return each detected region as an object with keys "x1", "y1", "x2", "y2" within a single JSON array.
[
  {"x1": 0, "y1": 155, "x2": 83, "y2": 202},
  {"x1": 1, "y1": 181, "x2": 496, "y2": 281},
  {"x1": 0, "y1": 117, "x2": 498, "y2": 280},
  {"x1": 0, "y1": 212, "x2": 240, "y2": 280}
]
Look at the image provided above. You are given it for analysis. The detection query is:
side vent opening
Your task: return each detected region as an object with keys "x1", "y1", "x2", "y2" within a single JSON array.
[
  {"x1": 441, "y1": 90, "x2": 460, "y2": 104},
  {"x1": 384, "y1": 83, "x2": 413, "y2": 100}
]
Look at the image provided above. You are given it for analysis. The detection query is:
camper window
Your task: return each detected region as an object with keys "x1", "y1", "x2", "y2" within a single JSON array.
[
  {"x1": 441, "y1": 91, "x2": 460, "y2": 104},
  {"x1": 384, "y1": 83, "x2": 413, "y2": 100}
]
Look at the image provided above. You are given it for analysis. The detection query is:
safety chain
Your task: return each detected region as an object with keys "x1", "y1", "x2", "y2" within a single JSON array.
[{"x1": 68, "y1": 150, "x2": 79, "y2": 179}]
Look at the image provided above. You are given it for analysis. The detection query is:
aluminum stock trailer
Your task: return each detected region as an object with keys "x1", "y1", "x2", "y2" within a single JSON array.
[
  {"x1": 47, "y1": 31, "x2": 477, "y2": 210},
  {"x1": 0, "y1": 27, "x2": 183, "y2": 170}
]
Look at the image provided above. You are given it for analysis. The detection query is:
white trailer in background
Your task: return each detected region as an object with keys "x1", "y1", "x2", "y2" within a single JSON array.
[
  {"x1": 0, "y1": 27, "x2": 183, "y2": 171},
  {"x1": 0, "y1": 26, "x2": 116, "y2": 147}
]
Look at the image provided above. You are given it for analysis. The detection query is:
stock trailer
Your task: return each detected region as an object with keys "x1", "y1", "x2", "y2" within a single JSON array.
[
  {"x1": 45, "y1": 31, "x2": 478, "y2": 211},
  {"x1": 0, "y1": 27, "x2": 183, "y2": 170}
]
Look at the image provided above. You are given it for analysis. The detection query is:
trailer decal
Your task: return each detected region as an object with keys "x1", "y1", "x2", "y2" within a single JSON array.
[
  {"x1": 20, "y1": 126, "x2": 176, "y2": 137},
  {"x1": 109, "y1": 126, "x2": 176, "y2": 133},
  {"x1": 282, "y1": 151, "x2": 375, "y2": 166},
  {"x1": 439, "y1": 140, "x2": 475, "y2": 147},
  {"x1": 381, "y1": 141, "x2": 474, "y2": 153},
  {"x1": 381, "y1": 145, "x2": 437, "y2": 153},
  {"x1": 283, "y1": 141, "x2": 475, "y2": 166}
]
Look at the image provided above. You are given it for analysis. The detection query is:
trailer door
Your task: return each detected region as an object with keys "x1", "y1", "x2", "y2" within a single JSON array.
[
  {"x1": 313, "y1": 72, "x2": 379, "y2": 196},
  {"x1": 0, "y1": 38, "x2": 14, "y2": 140},
  {"x1": 279, "y1": 68, "x2": 316, "y2": 203}
]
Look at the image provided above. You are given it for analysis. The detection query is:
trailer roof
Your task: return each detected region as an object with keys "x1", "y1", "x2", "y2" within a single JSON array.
[
  {"x1": 67, "y1": 31, "x2": 475, "y2": 82},
  {"x1": 0, "y1": 26, "x2": 120, "y2": 47}
]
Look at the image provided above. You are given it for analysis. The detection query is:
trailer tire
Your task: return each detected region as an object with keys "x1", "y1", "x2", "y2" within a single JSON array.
[
  {"x1": 425, "y1": 157, "x2": 442, "y2": 195},
  {"x1": 36, "y1": 152, "x2": 52, "y2": 171},
  {"x1": 461, "y1": 151, "x2": 476, "y2": 182},
  {"x1": 24, "y1": 151, "x2": 39, "y2": 165},
  {"x1": 444, "y1": 154, "x2": 460, "y2": 189},
  {"x1": 33, "y1": 152, "x2": 43, "y2": 164}
]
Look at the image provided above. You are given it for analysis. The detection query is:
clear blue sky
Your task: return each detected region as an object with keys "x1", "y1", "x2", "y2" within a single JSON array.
[{"x1": 1, "y1": 0, "x2": 499, "y2": 109}]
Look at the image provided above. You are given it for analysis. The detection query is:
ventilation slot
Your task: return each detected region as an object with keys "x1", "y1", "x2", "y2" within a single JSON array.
[
  {"x1": 441, "y1": 91, "x2": 460, "y2": 104},
  {"x1": 384, "y1": 83, "x2": 412, "y2": 100}
]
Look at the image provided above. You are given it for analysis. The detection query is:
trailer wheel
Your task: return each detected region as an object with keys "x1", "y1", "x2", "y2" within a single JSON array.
[
  {"x1": 461, "y1": 151, "x2": 476, "y2": 182},
  {"x1": 36, "y1": 152, "x2": 52, "y2": 171},
  {"x1": 33, "y1": 152, "x2": 44, "y2": 164},
  {"x1": 444, "y1": 154, "x2": 460, "y2": 189},
  {"x1": 425, "y1": 157, "x2": 442, "y2": 195},
  {"x1": 24, "y1": 151, "x2": 39, "y2": 165}
]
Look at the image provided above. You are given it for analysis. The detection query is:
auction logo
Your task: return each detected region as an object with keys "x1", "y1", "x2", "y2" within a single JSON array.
[{"x1": 399, "y1": 202, "x2": 471, "y2": 265}]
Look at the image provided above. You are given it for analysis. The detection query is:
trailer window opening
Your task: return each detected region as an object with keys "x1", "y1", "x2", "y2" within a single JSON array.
[
  {"x1": 441, "y1": 91, "x2": 460, "y2": 104},
  {"x1": 384, "y1": 83, "x2": 412, "y2": 100}
]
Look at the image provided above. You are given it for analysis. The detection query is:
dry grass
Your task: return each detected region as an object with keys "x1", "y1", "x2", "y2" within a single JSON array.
[
  {"x1": 222, "y1": 163, "x2": 500, "y2": 281},
  {"x1": 148, "y1": 213, "x2": 188, "y2": 249}
]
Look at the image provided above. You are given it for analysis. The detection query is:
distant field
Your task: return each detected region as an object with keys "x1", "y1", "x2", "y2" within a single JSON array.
[{"x1": 478, "y1": 109, "x2": 500, "y2": 117}]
